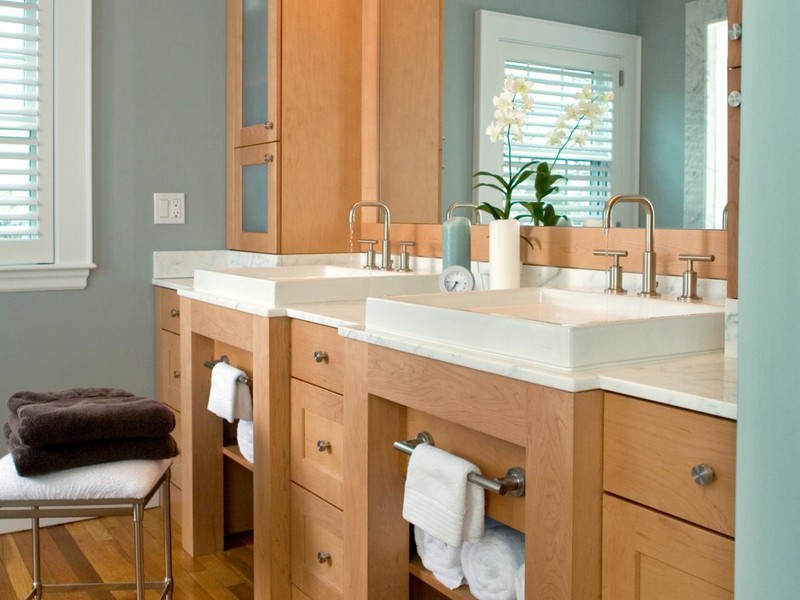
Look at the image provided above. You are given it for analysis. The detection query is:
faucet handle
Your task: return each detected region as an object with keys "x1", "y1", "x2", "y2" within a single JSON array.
[
  {"x1": 677, "y1": 254, "x2": 715, "y2": 302},
  {"x1": 593, "y1": 249, "x2": 628, "y2": 295},
  {"x1": 357, "y1": 238, "x2": 379, "y2": 270},
  {"x1": 398, "y1": 241, "x2": 415, "y2": 272}
]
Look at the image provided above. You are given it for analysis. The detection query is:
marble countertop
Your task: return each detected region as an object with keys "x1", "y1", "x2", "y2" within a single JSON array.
[{"x1": 153, "y1": 259, "x2": 737, "y2": 421}]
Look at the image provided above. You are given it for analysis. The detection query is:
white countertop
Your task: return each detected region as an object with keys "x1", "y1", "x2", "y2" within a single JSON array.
[{"x1": 154, "y1": 275, "x2": 737, "y2": 421}]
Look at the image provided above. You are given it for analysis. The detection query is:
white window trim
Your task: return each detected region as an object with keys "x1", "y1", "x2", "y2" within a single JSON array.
[
  {"x1": 474, "y1": 10, "x2": 641, "y2": 226},
  {"x1": 0, "y1": 0, "x2": 94, "y2": 292}
]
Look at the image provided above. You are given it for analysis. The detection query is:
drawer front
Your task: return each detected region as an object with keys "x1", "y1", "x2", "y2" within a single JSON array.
[
  {"x1": 291, "y1": 321, "x2": 344, "y2": 394},
  {"x1": 156, "y1": 287, "x2": 181, "y2": 335},
  {"x1": 291, "y1": 483, "x2": 344, "y2": 600},
  {"x1": 604, "y1": 393, "x2": 736, "y2": 536},
  {"x1": 291, "y1": 379, "x2": 344, "y2": 509},
  {"x1": 162, "y1": 330, "x2": 181, "y2": 412}
]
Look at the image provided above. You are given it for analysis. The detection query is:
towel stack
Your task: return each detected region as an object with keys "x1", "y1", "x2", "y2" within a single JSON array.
[
  {"x1": 3, "y1": 388, "x2": 179, "y2": 476},
  {"x1": 206, "y1": 362, "x2": 254, "y2": 463},
  {"x1": 461, "y1": 519, "x2": 525, "y2": 600}
]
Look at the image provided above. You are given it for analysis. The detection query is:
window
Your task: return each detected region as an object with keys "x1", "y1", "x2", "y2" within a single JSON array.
[
  {"x1": 475, "y1": 11, "x2": 641, "y2": 227},
  {"x1": 0, "y1": 0, "x2": 93, "y2": 291}
]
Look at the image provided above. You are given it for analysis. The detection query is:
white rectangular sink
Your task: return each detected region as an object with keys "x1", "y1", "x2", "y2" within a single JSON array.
[
  {"x1": 365, "y1": 287, "x2": 724, "y2": 371},
  {"x1": 193, "y1": 265, "x2": 440, "y2": 306}
]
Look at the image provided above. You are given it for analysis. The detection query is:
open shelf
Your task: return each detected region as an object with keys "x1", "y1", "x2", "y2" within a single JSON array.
[
  {"x1": 409, "y1": 556, "x2": 475, "y2": 599},
  {"x1": 222, "y1": 444, "x2": 253, "y2": 472}
]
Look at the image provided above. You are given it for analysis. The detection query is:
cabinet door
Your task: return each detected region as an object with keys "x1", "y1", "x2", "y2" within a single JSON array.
[
  {"x1": 227, "y1": 0, "x2": 280, "y2": 147},
  {"x1": 728, "y1": 0, "x2": 742, "y2": 69},
  {"x1": 603, "y1": 495, "x2": 734, "y2": 600},
  {"x1": 227, "y1": 142, "x2": 280, "y2": 253}
]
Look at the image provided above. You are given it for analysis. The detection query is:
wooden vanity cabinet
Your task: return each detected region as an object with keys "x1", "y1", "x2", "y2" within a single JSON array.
[
  {"x1": 154, "y1": 286, "x2": 183, "y2": 523},
  {"x1": 290, "y1": 320, "x2": 347, "y2": 600},
  {"x1": 226, "y1": 0, "x2": 360, "y2": 255},
  {"x1": 602, "y1": 393, "x2": 736, "y2": 599}
]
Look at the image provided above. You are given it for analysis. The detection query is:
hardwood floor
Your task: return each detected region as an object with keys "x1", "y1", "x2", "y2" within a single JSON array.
[{"x1": 0, "y1": 511, "x2": 254, "y2": 599}]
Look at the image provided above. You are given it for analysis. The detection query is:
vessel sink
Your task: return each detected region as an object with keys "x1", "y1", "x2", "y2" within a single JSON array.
[
  {"x1": 365, "y1": 287, "x2": 724, "y2": 370},
  {"x1": 193, "y1": 265, "x2": 440, "y2": 306}
]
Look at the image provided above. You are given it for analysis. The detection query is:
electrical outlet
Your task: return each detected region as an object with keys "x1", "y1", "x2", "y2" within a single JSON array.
[{"x1": 154, "y1": 193, "x2": 185, "y2": 224}]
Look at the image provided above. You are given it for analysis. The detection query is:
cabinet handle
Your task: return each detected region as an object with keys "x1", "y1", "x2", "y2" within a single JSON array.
[
  {"x1": 313, "y1": 351, "x2": 329, "y2": 364},
  {"x1": 317, "y1": 551, "x2": 331, "y2": 564},
  {"x1": 728, "y1": 23, "x2": 742, "y2": 41},
  {"x1": 316, "y1": 440, "x2": 331, "y2": 452},
  {"x1": 728, "y1": 91, "x2": 741, "y2": 108},
  {"x1": 691, "y1": 464, "x2": 715, "y2": 486},
  {"x1": 264, "y1": 153, "x2": 274, "y2": 163},
  {"x1": 170, "y1": 308, "x2": 180, "y2": 318},
  {"x1": 172, "y1": 370, "x2": 181, "y2": 379},
  {"x1": 264, "y1": 121, "x2": 274, "y2": 130}
]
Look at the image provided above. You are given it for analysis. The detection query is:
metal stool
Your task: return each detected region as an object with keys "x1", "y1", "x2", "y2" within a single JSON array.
[{"x1": 0, "y1": 455, "x2": 174, "y2": 600}]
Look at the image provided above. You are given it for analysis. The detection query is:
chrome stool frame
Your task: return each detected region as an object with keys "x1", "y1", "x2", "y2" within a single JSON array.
[{"x1": 0, "y1": 466, "x2": 174, "y2": 600}]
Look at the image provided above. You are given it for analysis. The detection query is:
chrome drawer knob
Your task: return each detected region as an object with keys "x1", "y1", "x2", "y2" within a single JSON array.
[
  {"x1": 313, "y1": 351, "x2": 329, "y2": 363},
  {"x1": 728, "y1": 91, "x2": 742, "y2": 108},
  {"x1": 317, "y1": 551, "x2": 331, "y2": 564},
  {"x1": 691, "y1": 464, "x2": 715, "y2": 486},
  {"x1": 728, "y1": 23, "x2": 742, "y2": 41},
  {"x1": 316, "y1": 440, "x2": 331, "y2": 452},
  {"x1": 170, "y1": 308, "x2": 180, "y2": 318},
  {"x1": 172, "y1": 370, "x2": 181, "y2": 379}
]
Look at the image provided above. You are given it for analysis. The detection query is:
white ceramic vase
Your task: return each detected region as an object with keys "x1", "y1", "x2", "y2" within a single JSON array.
[{"x1": 489, "y1": 219, "x2": 521, "y2": 290}]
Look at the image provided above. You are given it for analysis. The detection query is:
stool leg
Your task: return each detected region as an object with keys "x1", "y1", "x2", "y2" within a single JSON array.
[
  {"x1": 30, "y1": 514, "x2": 42, "y2": 600},
  {"x1": 162, "y1": 470, "x2": 174, "y2": 599},
  {"x1": 133, "y1": 502, "x2": 145, "y2": 600}
]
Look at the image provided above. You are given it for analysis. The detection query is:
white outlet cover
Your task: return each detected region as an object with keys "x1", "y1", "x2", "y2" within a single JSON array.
[{"x1": 154, "y1": 193, "x2": 185, "y2": 224}]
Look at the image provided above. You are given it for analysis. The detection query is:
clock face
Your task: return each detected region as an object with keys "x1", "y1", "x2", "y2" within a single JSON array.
[{"x1": 439, "y1": 265, "x2": 475, "y2": 292}]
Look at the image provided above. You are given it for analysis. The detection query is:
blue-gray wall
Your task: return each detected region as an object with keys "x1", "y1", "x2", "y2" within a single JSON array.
[
  {"x1": 735, "y1": 1, "x2": 800, "y2": 596},
  {"x1": 0, "y1": 0, "x2": 226, "y2": 434}
]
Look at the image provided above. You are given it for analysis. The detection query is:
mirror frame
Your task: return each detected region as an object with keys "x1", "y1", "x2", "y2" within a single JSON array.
[{"x1": 359, "y1": 0, "x2": 737, "y2": 294}]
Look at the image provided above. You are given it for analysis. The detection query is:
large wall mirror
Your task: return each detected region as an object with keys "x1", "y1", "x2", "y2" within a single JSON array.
[{"x1": 380, "y1": 0, "x2": 732, "y2": 230}]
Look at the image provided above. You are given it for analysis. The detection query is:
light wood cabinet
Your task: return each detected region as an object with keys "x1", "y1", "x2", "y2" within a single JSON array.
[
  {"x1": 727, "y1": 0, "x2": 742, "y2": 297},
  {"x1": 226, "y1": 0, "x2": 361, "y2": 255},
  {"x1": 602, "y1": 393, "x2": 736, "y2": 599}
]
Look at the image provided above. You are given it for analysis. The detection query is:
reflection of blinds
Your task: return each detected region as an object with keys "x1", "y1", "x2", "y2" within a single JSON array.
[
  {"x1": 0, "y1": 0, "x2": 40, "y2": 242},
  {"x1": 504, "y1": 60, "x2": 614, "y2": 226}
]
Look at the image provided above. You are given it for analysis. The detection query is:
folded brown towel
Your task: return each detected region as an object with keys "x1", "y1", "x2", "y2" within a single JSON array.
[
  {"x1": 4, "y1": 424, "x2": 179, "y2": 477},
  {"x1": 7, "y1": 388, "x2": 175, "y2": 448}
]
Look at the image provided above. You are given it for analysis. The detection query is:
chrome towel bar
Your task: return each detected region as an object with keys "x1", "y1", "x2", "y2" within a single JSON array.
[
  {"x1": 203, "y1": 355, "x2": 252, "y2": 385},
  {"x1": 394, "y1": 432, "x2": 526, "y2": 497}
]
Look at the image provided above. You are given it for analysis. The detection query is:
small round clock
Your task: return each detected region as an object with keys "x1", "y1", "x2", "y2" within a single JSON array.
[{"x1": 439, "y1": 265, "x2": 475, "y2": 292}]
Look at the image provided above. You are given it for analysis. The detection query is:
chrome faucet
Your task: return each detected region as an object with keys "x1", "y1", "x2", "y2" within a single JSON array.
[
  {"x1": 349, "y1": 201, "x2": 392, "y2": 270},
  {"x1": 602, "y1": 195, "x2": 660, "y2": 297}
]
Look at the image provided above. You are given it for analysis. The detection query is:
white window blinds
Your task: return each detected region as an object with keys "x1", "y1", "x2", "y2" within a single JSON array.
[
  {"x1": 0, "y1": 0, "x2": 51, "y2": 264},
  {"x1": 504, "y1": 60, "x2": 615, "y2": 226}
]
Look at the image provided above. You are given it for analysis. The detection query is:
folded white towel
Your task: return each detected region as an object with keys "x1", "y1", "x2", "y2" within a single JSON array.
[
  {"x1": 237, "y1": 419, "x2": 254, "y2": 463},
  {"x1": 461, "y1": 523, "x2": 525, "y2": 600},
  {"x1": 414, "y1": 525, "x2": 466, "y2": 590},
  {"x1": 402, "y1": 443, "x2": 484, "y2": 548},
  {"x1": 514, "y1": 563, "x2": 524, "y2": 600},
  {"x1": 207, "y1": 362, "x2": 252, "y2": 423}
]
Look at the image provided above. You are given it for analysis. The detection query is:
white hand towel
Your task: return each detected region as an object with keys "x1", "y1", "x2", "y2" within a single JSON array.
[
  {"x1": 237, "y1": 419, "x2": 254, "y2": 463},
  {"x1": 461, "y1": 523, "x2": 525, "y2": 600},
  {"x1": 207, "y1": 362, "x2": 252, "y2": 423},
  {"x1": 514, "y1": 563, "x2": 524, "y2": 600},
  {"x1": 414, "y1": 525, "x2": 466, "y2": 590},
  {"x1": 402, "y1": 443, "x2": 484, "y2": 548}
]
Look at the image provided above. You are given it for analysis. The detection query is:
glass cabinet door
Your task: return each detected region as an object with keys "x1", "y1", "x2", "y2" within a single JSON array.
[
  {"x1": 228, "y1": 0, "x2": 280, "y2": 147},
  {"x1": 228, "y1": 142, "x2": 280, "y2": 252}
]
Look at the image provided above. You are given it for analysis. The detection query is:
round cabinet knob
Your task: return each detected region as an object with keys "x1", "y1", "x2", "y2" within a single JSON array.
[
  {"x1": 316, "y1": 440, "x2": 331, "y2": 452},
  {"x1": 691, "y1": 464, "x2": 715, "y2": 486},
  {"x1": 313, "y1": 351, "x2": 329, "y2": 364},
  {"x1": 264, "y1": 153, "x2": 274, "y2": 163},
  {"x1": 728, "y1": 91, "x2": 742, "y2": 108},
  {"x1": 170, "y1": 308, "x2": 180, "y2": 318},
  {"x1": 172, "y1": 370, "x2": 181, "y2": 379},
  {"x1": 264, "y1": 121, "x2": 274, "y2": 130},
  {"x1": 317, "y1": 551, "x2": 331, "y2": 564},
  {"x1": 728, "y1": 23, "x2": 742, "y2": 41}
]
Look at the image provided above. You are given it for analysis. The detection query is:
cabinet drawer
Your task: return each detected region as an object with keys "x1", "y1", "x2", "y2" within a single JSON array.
[
  {"x1": 291, "y1": 379, "x2": 344, "y2": 509},
  {"x1": 291, "y1": 321, "x2": 344, "y2": 394},
  {"x1": 155, "y1": 287, "x2": 181, "y2": 335},
  {"x1": 291, "y1": 484, "x2": 344, "y2": 600},
  {"x1": 159, "y1": 330, "x2": 181, "y2": 412},
  {"x1": 604, "y1": 393, "x2": 736, "y2": 537}
]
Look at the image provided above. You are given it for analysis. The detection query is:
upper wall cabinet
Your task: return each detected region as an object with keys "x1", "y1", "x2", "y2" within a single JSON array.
[{"x1": 226, "y1": 0, "x2": 361, "y2": 254}]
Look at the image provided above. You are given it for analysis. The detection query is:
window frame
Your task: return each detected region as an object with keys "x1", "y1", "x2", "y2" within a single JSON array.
[{"x1": 0, "y1": 0, "x2": 93, "y2": 292}]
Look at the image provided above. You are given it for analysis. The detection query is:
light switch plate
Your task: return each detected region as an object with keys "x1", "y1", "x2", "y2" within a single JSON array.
[{"x1": 154, "y1": 193, "x2": 185, "y2": 224}]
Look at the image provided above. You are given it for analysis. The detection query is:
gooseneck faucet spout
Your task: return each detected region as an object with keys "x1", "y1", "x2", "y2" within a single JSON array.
[
  {"x1": 349, "y1": 201, "x2": 392, "y2": 270},
  {"x1": 602, "y1": 195, "x2": 660, "y2": 297}
]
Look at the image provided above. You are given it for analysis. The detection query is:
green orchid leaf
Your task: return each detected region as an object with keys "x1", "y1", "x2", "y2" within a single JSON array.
[
  {"x1": 476, "y1": 203, "x2": 503, "y2": 221},
  {"x1": 472, "y1": 182, "x2": 509, "y2": 196},
  {"x1": 473, "y1": 170, "x2": 511, "y2": 192}
]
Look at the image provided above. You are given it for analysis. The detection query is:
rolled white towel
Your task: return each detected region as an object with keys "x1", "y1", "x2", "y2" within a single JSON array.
[
  {"x1": 514, "y1": 563, "x2": 524, "y2": 600},
  {"x1": 237, "y1": 419, "x2": 254, "y2": 463},
  {"x1": 414, "y1": 525, "x2": 466, "y2": 590},
  {"x1": 207, "y1": 362, "x2": 252, "y2": 423},
  {"x1": 461, "y1": 524, "x2": 525, "y2": 600}
]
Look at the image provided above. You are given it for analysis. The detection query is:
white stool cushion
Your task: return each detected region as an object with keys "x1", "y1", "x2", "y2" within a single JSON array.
[{"x1": 0, "y1": 454, "x2": 172, "y2": 502}]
